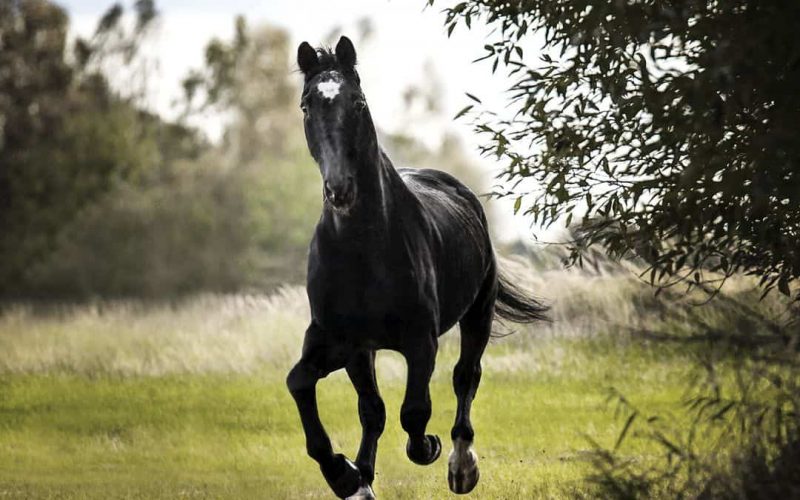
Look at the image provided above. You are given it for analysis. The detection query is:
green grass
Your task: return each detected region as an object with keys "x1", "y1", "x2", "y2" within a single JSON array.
[
  {"x1": 0, "y1": 274, "x2": 786, "y2": 498},
  {"x1": 0, "y1": 337, "x2": 697, "y2": 499}
]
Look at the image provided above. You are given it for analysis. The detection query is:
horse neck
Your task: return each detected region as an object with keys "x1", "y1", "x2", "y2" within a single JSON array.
[{"x1": 324, "y1": 149, "x2": 405, "y2": 242}]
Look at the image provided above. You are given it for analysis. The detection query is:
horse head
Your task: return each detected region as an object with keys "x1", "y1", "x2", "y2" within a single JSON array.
[{"x1": 297, "y1": 36, "x2": 378, "y2": 213}]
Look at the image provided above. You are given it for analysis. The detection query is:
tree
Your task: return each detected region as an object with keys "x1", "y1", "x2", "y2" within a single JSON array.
[
  {"x1": 0, "y1": 0, "x2": 165, "y2": 295},
  {"x1": 432, "y1": 0, "x2": 800, "y2": 300},
  {"x1": 180, "y1": 19, "x2": 323, "y2": 289}
]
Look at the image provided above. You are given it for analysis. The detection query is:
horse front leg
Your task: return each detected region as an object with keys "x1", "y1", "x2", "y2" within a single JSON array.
[
  {"x1": 286, "y1": 323, "x2": 362, "y2": 498},
  {"x1": 345, "y1": 350, "x2": 385, "y2": 499},
  {"x1": 400, "y1": 335, "x2": 441, "y2": 466}
]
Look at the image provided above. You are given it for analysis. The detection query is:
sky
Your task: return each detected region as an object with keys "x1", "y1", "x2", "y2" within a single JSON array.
[{"x1": 57, "y1": 0, "x2": 541, "y2": 241}]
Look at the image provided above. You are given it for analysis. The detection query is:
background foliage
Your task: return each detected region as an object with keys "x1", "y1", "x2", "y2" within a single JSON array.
[
  {"x1": 435, "y1": 0, "x2": 800, "y2": 301},
  {"x1": 431, "y1": 0, "x2": 800, "y2": 497},
  {"x1": 0, "y1": 1, "x2": 486, "y2": 298}
]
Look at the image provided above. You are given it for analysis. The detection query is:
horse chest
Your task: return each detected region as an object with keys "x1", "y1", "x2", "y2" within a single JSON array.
[{"x1": 307, "y1": 252, "x2": 426, "y2": 335}]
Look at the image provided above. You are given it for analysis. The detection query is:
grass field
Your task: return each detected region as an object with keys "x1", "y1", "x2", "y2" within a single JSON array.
[{"x1": 0, "y1": 269, "x2": 784, "y2": 498}]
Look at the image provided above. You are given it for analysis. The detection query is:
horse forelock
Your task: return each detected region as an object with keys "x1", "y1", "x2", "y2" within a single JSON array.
[{"x1": 303, "y1": 47, "x2": 360, "y2": 84}]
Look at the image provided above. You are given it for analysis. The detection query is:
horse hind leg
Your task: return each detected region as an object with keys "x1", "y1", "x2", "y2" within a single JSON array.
[{"x1": 449, "y1": 273, "x2": 495, "y2": 494}]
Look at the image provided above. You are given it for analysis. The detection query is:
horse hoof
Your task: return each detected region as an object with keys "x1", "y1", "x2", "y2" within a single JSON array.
[
  {"x1": 346, "y1": 484, "x2": 376, "y2": 500},
  {"x1": 406, "y1": 434, "x2": 442, "y2": 465},
  {"x1": 322, "y1": 454, "x2": 362, "y2": 498},
  {"x1": 448, "y1": 439, "x2": 479, "y2": 494}
]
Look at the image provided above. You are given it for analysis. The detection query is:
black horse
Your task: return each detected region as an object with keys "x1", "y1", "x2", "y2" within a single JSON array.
[{"x1": 286, "y1": 36, "x2": 548, "y2": 499}]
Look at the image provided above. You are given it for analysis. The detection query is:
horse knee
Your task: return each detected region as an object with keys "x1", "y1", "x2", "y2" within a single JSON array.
[
  {"x1": 286, "y1": 362, "x2": 316, "y2": 396},
  {"x1": 360, "y1": 397, "x2": 386, "y2": 434}
]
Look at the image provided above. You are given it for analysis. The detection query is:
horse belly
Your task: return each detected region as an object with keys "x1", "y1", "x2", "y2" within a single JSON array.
[
  {"x1": 436, "y1": 255, "x2": 490, "y2": 333},
  {"x1": 431, "y1": 221, "x2": 493, "y2": 332},
  {"x1": 308, "y1": 269, "x2": 425, "y2": 347}
]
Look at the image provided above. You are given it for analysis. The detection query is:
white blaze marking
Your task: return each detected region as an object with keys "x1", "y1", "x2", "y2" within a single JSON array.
[{"x1": 317, "y1": 80, "x2": 341, "y2": 100}]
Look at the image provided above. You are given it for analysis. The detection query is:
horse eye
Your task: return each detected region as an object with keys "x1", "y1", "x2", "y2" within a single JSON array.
[
  {"x1": 354, "y1": 99, "x2": 367, "y2": 111},
  {"x1": 300, "y1": 101, "x2": 309, "y2": 115}
]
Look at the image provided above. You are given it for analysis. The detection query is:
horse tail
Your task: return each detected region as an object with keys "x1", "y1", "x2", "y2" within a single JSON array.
[{"x1": 494, "y1": 269, "x2": 550, "y2": 324}]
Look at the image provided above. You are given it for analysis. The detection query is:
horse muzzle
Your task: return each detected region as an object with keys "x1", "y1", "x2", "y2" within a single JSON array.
[{"x1": 324, "y1": 178, "x2": 356, "y2": 211}]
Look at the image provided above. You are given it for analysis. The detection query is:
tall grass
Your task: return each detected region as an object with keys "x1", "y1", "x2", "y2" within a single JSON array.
[
  {"x1": 0, "y1": 262, "x2": 788, "y2": 378},
  {"x1": 0, "y1": 289, "x2": 309, "y2": 376}
]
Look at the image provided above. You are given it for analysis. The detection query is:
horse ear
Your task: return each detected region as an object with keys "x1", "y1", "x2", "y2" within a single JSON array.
[
  {"x1": 297, "y1": 41, "x2": 318, "y2": 74},
  {"x1": 335, "y1": 36, "x2": 357, "y2": 69}
]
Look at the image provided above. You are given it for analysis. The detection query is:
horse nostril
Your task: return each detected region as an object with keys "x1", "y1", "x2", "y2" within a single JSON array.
[
  {"x1": 324, "y1": 182, "x2": 336, "y2": 203},
  {"x1": 325, "y1": 179, "x2": 355, "y2": 207}
]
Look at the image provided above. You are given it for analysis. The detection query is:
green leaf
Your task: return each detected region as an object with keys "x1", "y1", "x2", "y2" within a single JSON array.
[
  {"x1": 614, "y1": 413, "x2": 637, "y2": 451},
  {"x1": 513, "y1": 196, "x2": 522, "y2": 214},
  {"x1": 465, "y1": 93, "x2": 482, "y2": 104},
  {"x1": 453, "y1": 105, "x2": 473, "y2": 120}
]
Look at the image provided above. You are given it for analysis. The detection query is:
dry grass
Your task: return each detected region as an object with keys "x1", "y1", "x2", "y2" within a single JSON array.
[
  {"x1": 0, "y1": 264, "x2": 786, "y2": 378},
  {"x1": 0, "y1": 288, "x2": 308, "y2": 376}
]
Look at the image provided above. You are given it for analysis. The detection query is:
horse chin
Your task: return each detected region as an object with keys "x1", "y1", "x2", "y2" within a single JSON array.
[{"x1": 325, "y1": 198, "x2": 355, "y2": 215}]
